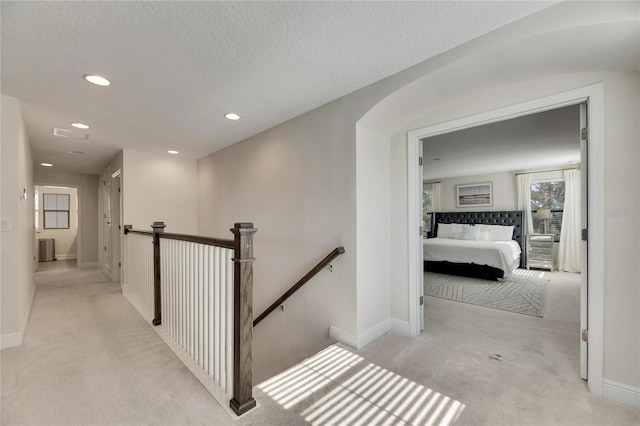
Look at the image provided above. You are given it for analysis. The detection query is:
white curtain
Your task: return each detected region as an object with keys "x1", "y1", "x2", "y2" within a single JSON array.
[
  {"x1": 432, "y1": 182, "x2": 442, "y2": 212},
  {"x1": 516, "y1": 174, "x2": 534, "y2": 234},
  {"x1": 559, "y1": 169, "x2": 581, "y2": 272}
]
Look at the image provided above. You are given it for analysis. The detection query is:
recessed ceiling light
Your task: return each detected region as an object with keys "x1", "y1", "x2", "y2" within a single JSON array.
[
  {"x1": 83, "y1": 74, "x2": 111, "y2": 86},
  {"x1": 69, "y1": 151, "x2": 85, "y2": 155},
  {"x1": 71, "y1": 123, "x2": 90, "y2": 129},
  {"x1": 168, "y1": 150, "x2": 179, "y2": 154},
  {"x1": 41, "y1": 162, "x2": 53, "y2": 167},
  {"x1": 224, "y1": 113, "x2": 240, "y2": 121}
]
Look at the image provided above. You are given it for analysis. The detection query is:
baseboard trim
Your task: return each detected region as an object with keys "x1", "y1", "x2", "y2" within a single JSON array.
[
  {"x1": 122, "y1": 289, "x2": 154, "y2": 327},
  {"x1": 602, "y1": 379, "x2": 640, "y2": 409},
  {"x1": 103, "y1": 266, "x2": 113, "y2": 280},
  {"x1": 358, "y1": 319, "x2": 391, "y2": 348},
  {"x1": 390, "y1": 318, "x2": 411, "y2": 336},
  {"x1": 0, "y1": 332, "x2": 23, "y2": 349},
  {"x1": 330, "y1": 319, "x2": 391, "y2": 350},
  {"x1": 329, "y1": 326, "x2": 357, "y2": 348},
  {"x1": 79, "y1": 261, "x2": 98, "y2": 269},
  {"x1": 56, "y1": 254, "x2": 77, "y2": 260},
  {"x1": 2, "y1": 283, "x2": 36, "y2": 350}
]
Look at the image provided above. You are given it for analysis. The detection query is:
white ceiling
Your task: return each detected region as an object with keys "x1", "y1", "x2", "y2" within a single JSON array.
[
  {"x1": 1, "y1": 1, "x2": 556, "y2": 175},
  {"x1": 422, "y1": 105, "x2": 581, "y2": 180}
]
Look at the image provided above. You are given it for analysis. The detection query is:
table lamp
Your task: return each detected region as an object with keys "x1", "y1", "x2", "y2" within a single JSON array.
[{"x1": 536, "y1": 208, "x2": 553, "y2": 234}]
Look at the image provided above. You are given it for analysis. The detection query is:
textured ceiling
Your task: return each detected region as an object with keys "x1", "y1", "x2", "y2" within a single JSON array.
[
  {"x1": 422, "y1": 105, "x2": 581, "y2": 180},
  {"x1": 1, "y1": 1, "x2": 554, "y2": 175}
]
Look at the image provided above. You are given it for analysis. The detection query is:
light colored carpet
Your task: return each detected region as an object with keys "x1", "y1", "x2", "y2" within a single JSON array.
[
  {"x1": 425, "y1": 270, "x2": 548, "y2": 317},
  {"x1": 2, "y1": 267, "x2": 638, "y2": 425},
  {"x1": 35, "y1": 258, "x2": 77, "y2": 272}
]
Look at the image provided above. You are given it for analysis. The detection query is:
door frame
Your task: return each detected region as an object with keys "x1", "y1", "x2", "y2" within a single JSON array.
[
  {"x1": 102, "y1": 173, "x2": 113, "y2": 279},
  {"x1": 406, "y1": 83, "x2": 604, "y2": 396},
  {"x1": 33, "y1": 183, "x2": 82, "y2": 267}
]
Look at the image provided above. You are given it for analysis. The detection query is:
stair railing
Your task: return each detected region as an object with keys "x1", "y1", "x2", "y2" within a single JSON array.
[
  {"x1": 123, "y1": 222, "x2": 256, "y2": 416},
  {"x1": 253, "y1": 246, "x2": 345, "y2": 327}
]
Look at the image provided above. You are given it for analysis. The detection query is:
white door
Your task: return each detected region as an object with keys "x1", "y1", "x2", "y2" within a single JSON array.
[
  {"x1": 580, "y1": 102, "x2": 588, "y2": 380},
  {"x1": 103, "y1": 178, "x2": 112, "y2": 275},
  {"x1": 419, "y1": 141, "x2": 425, "y2": 331},
  {"x1": 112, "y1": 175, "x2": 121, "y2": 281}
]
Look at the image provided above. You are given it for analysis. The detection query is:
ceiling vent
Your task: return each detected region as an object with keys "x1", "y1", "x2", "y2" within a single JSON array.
[{"x1": 53, "y1": 128, "x2": 89, "y2": 139}]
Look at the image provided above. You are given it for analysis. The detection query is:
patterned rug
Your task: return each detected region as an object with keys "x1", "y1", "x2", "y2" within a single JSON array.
[{"x1": 424, "y1": 271, "x2": 548, "y2": 317}]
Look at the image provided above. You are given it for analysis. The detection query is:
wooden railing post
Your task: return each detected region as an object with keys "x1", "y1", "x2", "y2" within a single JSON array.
[
  {"x1": 229, "y1": 223, "x2": 257, "y2": 416},
  {"x1": 151, "y1": 221, "x2": 166, "y2": 326}
]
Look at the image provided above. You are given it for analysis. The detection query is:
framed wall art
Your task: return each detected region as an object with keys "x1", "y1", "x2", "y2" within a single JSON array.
[{"x1": 456, "y1": 182, "x2": 492, "y2": 208}]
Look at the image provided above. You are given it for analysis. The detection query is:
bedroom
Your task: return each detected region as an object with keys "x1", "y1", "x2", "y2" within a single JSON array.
[{"x1": 420, "y1": 103, "x2": 584, "y2": 378}]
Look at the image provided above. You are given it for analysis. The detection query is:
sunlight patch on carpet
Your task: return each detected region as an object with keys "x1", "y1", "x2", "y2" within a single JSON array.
[
  {"x1": 258, "y1": 344, "x2": 466, "y2": 425},
  {"x1": 301, "y1": 362, "x2": 465, "y2": 425},
  {"x1": 257, "y1": 345, "x2": 363, "y2": 409}
]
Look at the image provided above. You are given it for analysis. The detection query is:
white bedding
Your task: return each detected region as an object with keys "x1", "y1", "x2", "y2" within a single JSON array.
[{"x1": 423, "y1": 237, "x2": 521, "y2": 276}]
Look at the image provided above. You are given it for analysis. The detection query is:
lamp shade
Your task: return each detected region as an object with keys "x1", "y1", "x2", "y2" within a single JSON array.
[{"x1": 536, "y1": 208, "x2": 553, "y2": 220}]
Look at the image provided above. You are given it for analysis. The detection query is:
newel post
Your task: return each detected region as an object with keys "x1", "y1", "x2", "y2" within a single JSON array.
[
  {"x1": 151, "y1": 221, "x2": 166, "y2": 326},
  {"x1": 229, "y1": 223, "x2": 257, "y2": 416}
]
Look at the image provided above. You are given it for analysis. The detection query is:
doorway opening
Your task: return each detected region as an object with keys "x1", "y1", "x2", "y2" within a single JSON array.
[
  {"x1": 420, "y1": 103, "x2": 585, "y2": 381},
  {"x1": 34, "y1": 185, "x2": 80, "y2": 272},
  {"x1": 406, "y1": 84, "x2": 604, "y2": 396}
]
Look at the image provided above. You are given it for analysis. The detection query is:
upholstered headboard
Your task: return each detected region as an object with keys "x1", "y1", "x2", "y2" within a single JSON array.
[{"x1": 433, "y1": 210, "x2": 525, "y2": 268}]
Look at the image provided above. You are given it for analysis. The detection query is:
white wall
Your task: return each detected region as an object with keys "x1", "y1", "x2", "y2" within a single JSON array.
[
  {"x1": 33, "y1": 169, "x2": 100, "y2": 267},
  {"x1": 389, "y1": 72, "x2": 640, "y2": 393},
  {"x1": 192, "y1": 2, "x2": 639, "y2": 400},
  {"x1": 122, "y1": 149, "x2": 197, "y2": 234},
  {"x1": 34, "y1": 186, "x2": 78, "y2": 260},
  {"x1": 355, "y1": 125, "x2": 391, "y2": 340},
  {"x1": 1, "y1": 95, "x2": 35, "y2": 348},
  {"x1": 598, "y1": 73, "x2": 640, "y2": 391},
  {"x1": 435, "y1": 171, "x2": 517, "y2": 212},
  {"x1": 197, "y1": 103, "x2": 358, "y2": 382}
]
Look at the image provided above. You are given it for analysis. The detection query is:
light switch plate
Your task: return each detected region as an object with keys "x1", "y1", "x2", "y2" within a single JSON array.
[{"x1": 0, "y1": 218, "x2": 12, "y2": 232}]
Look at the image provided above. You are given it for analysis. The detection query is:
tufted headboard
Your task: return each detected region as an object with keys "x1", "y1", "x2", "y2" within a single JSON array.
[{"x1": 433, "y1": 210, "x2": 525, "y2": 268}]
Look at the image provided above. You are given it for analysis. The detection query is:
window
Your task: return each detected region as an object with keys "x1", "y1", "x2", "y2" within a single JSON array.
[
  {"x1": 43, "y1": 193, "x2": 70, "y2": 229},
  {"x1": 423, "y1": 184, "x2": 434, "y2": 237},
  {"x1": 530, "y1": 180, "x2": 565, "y2": 241}
]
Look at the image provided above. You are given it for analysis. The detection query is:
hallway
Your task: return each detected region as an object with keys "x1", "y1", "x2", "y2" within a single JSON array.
[
  {"x1": 2, "y1": 267, "x2": 638, "y2": 425},
  {"x1": 1, "y1": 267, "x2": 294, "y2": 425}
]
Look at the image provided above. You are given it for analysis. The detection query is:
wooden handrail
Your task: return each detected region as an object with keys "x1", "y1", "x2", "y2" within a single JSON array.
[
  {"x1": 123, "y1": 225, "x2": 152, "y2": 236},
  {"x1": 160, "y1": 232, "x2": 234, "y2": 249},
  {"x1": 124, "y1": 226, "x2": 234, "y2": 249},
  {"x1": 253, "y1": 246, "x2": 345, "y2": 327}
]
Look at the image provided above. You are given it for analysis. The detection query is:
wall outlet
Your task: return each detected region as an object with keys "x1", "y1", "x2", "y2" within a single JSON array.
[{"x1": 0, "y1": 218, "x2": 11, "y2": 232}]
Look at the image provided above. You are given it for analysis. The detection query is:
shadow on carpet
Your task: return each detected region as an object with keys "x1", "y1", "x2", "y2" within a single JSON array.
[{"x1": 424, "y1": 270, "x2": 548, "y2": 317}]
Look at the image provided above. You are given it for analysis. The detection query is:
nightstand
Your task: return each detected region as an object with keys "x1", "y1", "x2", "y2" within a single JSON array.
[{"x1": 526, "y1": 234, "x2": 554, "y2": 271}]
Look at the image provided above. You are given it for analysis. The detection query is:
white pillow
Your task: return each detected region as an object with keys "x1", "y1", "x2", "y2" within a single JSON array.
[
  {"x1": 438, "y1": 223, "x2": 473, "y2": 239},
  {"x1": 479, "y1": 231, "x2": 491, "y2": 241},
  {"x1": 461, "y1": 226, "x2": 480, "y2": 241},
  {"x1": 437, "y1": 223, "x2": 455, "y2": 239},
  {"x1": 479, "y1": 224, "x2": 515, "y2": 241}
]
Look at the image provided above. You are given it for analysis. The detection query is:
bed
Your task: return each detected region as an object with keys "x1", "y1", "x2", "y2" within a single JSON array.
[{"x1": 424, "y1": 211, "x2": 524, "y2": 281}]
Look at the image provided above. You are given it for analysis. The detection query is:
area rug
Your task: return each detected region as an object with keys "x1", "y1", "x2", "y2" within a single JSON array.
[{"x1": 424, "y1": 271, "x2": 548, "y2": 317}]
